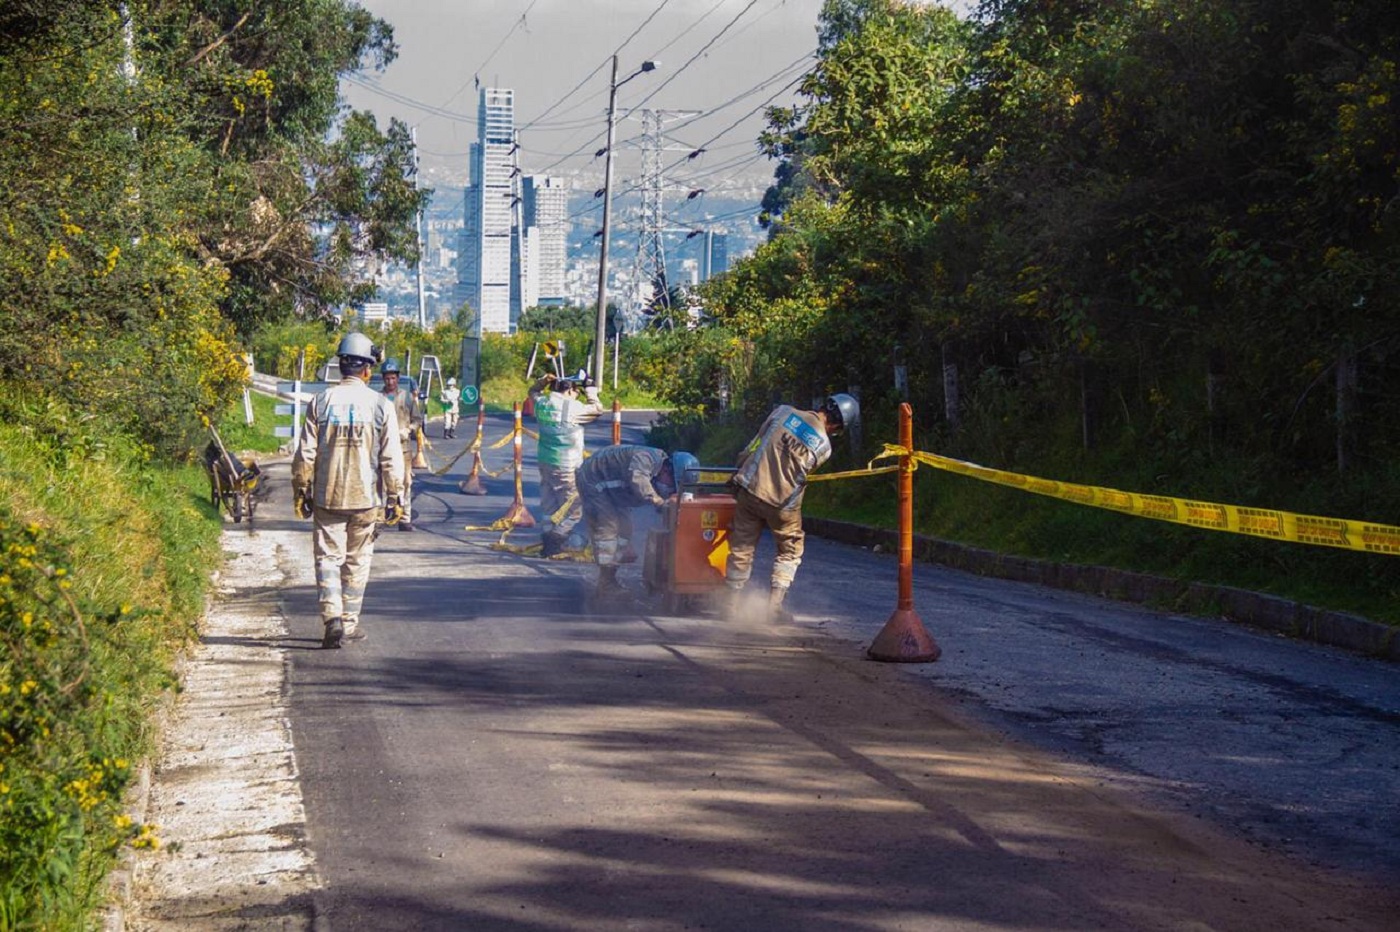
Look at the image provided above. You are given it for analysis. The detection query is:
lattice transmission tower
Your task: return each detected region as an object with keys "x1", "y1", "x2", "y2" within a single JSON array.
[{"x1": 632, "y1": 109, "x2": 698, "y2": 326}]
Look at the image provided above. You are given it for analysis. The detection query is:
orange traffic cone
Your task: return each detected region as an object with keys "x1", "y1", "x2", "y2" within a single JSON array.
[
  {"x1": 488, "y1": 403, "x2": 535, "y2": 528},
  {"x1": 867, "y1": 403, "x2": 940, "y2": 663},
  {"x1": 459, "y1": 401, "x2": 488, "y2": 495}
]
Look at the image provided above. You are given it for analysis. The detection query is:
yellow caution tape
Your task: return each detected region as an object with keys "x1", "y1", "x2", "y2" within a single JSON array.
[
  {"x1": 493, "y1": 541, "x2": 543, "y2": 555},
  {"x1": 806, "y1": 464, "x2": 900, "y2": 483},
  {"x1": 805, "y1": 448, "x2": 904, "y2": 484},
  {"x1": 549, "y1": 491, "x2": 579, "y2": 526},
  {"x1": 486, "y1": 429, "x2": 516, "y2": 451},
  {"x1": 905, "y1": 447, "x2": 1400, "y2": 556},
  {"x1": 429, "y1": 444, "x2": 473, "y2": 476},
  {"x1": 803, "y1": 441, "x2": 1400, "y2": 554}
]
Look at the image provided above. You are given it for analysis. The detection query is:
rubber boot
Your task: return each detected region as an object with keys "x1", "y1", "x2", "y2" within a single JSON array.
[
  {"x1": 540, "y1": 532, "x2": 566, "y2": 558},
  {"x1": 718, "y1": 584, "x2": 743, "y2": 617},
  {"x1": 322, "y1": 617, "x2": 344, "y2": 649},
  {"x1": 597, "y1": 564, "x2": 624, "y2": 594},
  {"x1": 768, "y1": 586, "x2": 794, "y2": 624}
]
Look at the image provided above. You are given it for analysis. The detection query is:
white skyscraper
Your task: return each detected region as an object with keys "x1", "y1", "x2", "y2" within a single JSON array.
[
  {"x1": 523, "y1": 175, "x2": 569, "y2": 306},
  {"x1": 457, "y1": 88, "x2": 519, "y2": 333}
]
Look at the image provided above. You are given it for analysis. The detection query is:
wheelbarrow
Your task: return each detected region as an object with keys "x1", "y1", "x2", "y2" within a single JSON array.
[
  {"x1": 642, "y1": 465, "x2": 737, "y2": 615},
  {"x1": 202, "y1": 440, "x2": 264, "y2": 526}
]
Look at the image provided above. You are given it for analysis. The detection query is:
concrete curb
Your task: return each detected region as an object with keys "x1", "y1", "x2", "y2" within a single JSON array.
[{"x1": 804, "y1": 516, "x2": 1400, "y2": 663}]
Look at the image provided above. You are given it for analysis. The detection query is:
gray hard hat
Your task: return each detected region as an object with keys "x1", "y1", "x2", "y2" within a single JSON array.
[
  {"x1": 380, "y1": 358, "x2": 401, "y2": 376},
  {"x1": 823, "y1": 393, "x2": 860, "y2": 436},
  {"x1": 336, "y1": 332, "x2": 379, "y2": 365}
]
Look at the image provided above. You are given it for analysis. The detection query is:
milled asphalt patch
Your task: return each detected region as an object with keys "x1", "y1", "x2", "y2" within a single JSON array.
[{"x1": 805, "y1": 516, "x2": 1400, "y2": 662}]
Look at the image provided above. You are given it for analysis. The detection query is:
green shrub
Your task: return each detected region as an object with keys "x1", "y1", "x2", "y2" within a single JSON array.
[{"x1": 0, "y1": 383, "x2": 219, "y2": 930}]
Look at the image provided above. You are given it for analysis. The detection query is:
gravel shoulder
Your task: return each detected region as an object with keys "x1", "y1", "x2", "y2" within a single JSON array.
[{"x1": 120, "y1": 521, "x2": 320, "y2": 931}]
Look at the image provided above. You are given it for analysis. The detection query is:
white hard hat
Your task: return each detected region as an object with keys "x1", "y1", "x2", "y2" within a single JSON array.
[{"x1": 448, "y1": 377, "x2": 457, "y2": 386}]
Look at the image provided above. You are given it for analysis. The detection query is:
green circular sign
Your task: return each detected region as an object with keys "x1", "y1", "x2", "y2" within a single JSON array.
[{"x1": 461, "y1": 385, "x2": 480, "y2": 405}]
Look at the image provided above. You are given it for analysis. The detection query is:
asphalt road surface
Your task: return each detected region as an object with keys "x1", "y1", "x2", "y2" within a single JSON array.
[{"x1": 256, "y1": 411, "x2": 1400, "y2": 930}]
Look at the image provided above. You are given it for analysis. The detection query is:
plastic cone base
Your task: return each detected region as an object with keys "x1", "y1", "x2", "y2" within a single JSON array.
[
  {"x1": 867, "y1": 608, "x2": 941, "y2": 663},
  {"x1": 459, "y1": 475, "x2": 487, "y2": 495},
  {"x1": 500, "y1": 500, "x2": 536, "y2": 528}
]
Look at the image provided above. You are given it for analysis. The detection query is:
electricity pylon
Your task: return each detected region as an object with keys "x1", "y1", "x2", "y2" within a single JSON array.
[{"x1": 633, "y1": 108, "x2": 698, "y2": 326}]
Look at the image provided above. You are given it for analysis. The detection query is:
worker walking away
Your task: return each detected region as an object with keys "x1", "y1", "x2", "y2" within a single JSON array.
[
  {"x1": 725, "y1": 394, "x2": 860, "y2": 623},
  {"x1": 440, "y1": 376, "x2": 461, "y2": 439},
  {"x1": 528, "y1": 373, "x2": 603, "y2": 556},
  {"x1": 577, "y1": 445, "x2": 680, "y2": 598},
  {"x1": 380, "y1": 358, "x2": 423, "y2": 531},
  {"x1": 292, "y1": 333, "x2": 405, "y2": 649}
]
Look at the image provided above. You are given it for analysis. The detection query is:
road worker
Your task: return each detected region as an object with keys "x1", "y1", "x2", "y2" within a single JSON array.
[
  {"x1": 380, "y1": 358, "x2": 423, "y2": 531},
  {"x1": 724, "y1": 393, "x2": 860, "y2": 622},
  {"x1": 440, "y1": 376, "x2": 461, "y2": 439},
  {"x1": 577, "y1": 444, "x2": 679, "y2": 596},
  {"x1": 528, "y1": 373, "x2": 604, "y2": 556},
  {"x1": 292, "y1": 332, "x2": 405, "y2": 649}
]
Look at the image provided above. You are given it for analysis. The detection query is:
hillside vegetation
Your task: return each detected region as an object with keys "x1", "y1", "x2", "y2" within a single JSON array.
[
  {"x1": 0, "y1": 1, "x2": 423, "y2": 926},
  {"x1": 657, "y1": 0, "x2": 1400, "y2": 624}
]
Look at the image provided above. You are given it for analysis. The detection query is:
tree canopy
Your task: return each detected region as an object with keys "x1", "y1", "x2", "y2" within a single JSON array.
[
  {"x1": 696, "y1": 0, "x2": 1400, "y2": 498},
  {"x1": 0, "y1": 0, "x2": 427, "y2": 457}
]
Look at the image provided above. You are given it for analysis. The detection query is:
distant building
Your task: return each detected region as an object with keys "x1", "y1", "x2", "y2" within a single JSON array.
[
  {"x1": 457, "y1": 88, "x2": 518, "y2": 333},
  {"x1": 680, "y1": 258, "x2": 699, "y2": 287},
  {"x1": 523, "y1": 175, "x2": 569, "y2": 306},
  {"x1": 358, "y1": 301, "x2": 389, "y2": 329},
  {"x1": 700, "y1": 230, "x2": 729, "y2": 281}
]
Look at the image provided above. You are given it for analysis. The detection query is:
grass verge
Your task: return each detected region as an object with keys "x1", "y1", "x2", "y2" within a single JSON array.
[{"x1": 0, "y1": 388, "x2": 222, "y2": 929}]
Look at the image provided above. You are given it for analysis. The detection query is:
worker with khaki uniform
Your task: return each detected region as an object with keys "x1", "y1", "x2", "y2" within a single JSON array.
[
  {"x1": 577, "y1": 444, "x2": 677, "y2": 595},
  {"x1": 380, "y1": 358, "x2": 423, "y2": 531},
  {"x1": 440, "y1": 376, "x2": 462, "y2": 439},
  {"x1": 292, "y1": 333, "x2": 405, "y2": 649},
  {"x1": 725, "y1": 394, "x2": 859, "y2": 622},
  {"x1": 529, "y1": 373, "x2": 603, "y2": 556}
]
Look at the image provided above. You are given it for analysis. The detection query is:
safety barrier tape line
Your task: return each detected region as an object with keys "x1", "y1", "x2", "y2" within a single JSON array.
[
  {"x1": 860, "y1": 444, "x2": 1400, "y2": 556},
  {"x1": 806, "y1": 463, "x2": 901, "y2": 483},
  {"x1": 429, "y1": 444, "x2": 473, "y2": 476},
  {"x1": 549, "y1": 492, "x2": 579, "y2": 526}
]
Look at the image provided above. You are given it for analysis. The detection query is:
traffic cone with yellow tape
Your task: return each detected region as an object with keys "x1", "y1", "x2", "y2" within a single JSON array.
[
  {"x1": 867, "y1": 403, "x2": 940, "y2": 663},
  {"x1": 412, "y1": 427, "x2": 429, "y2": 469},
  {"x1": 489, "y1": 402, "x2": 534, "y2": 529},
  {"x1": 459, "y1": 400, "x2": 488, "y2": 495}
]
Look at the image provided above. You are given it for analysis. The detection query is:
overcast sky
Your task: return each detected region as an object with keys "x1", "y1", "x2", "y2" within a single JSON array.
[{"x1": 342, "y1": 0, "x2": 974, "y2": 208}]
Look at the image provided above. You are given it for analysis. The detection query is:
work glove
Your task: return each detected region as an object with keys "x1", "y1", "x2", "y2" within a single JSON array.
[
  {"x1": 383, "y1": 494, "x2": 404, "y2": 525},
  {"x1": 294, "y1": 488, "x2": 314, "y2": 519},
  {"x1": 584, "y1": 385, "x2": 601, "y2": 404}
]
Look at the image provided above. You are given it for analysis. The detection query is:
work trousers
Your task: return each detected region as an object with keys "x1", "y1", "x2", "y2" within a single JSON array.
[
  {"x1": 312, "y1": 505, "x2": 379, "y2": 626},
  {"x1": 725, "y1": 487, "x2": 805, "y2": 590},
  {"x1": 443, "y1": 409, "x2": 459, "y2": 435},
  {"x1": 539, "y1": 463, "x2": 583, "y2": 540},
  {"x1": 400, "y1": 443, "x2": 415, "y2": 522},
  {"x1": 582, "y1": 491, "x2": 635, "y2": 566}
]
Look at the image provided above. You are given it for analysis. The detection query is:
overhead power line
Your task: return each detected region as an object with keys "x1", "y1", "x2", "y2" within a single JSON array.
[
  {"x1": 429, "y1": 0, "x2": 543, "y2": 124},
  {"x1": 520, "y1": 0, "x2": 678, "y2": 133},
  {"x1": 625, "y1": 0, "x2": 763, "y2": 117}
]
